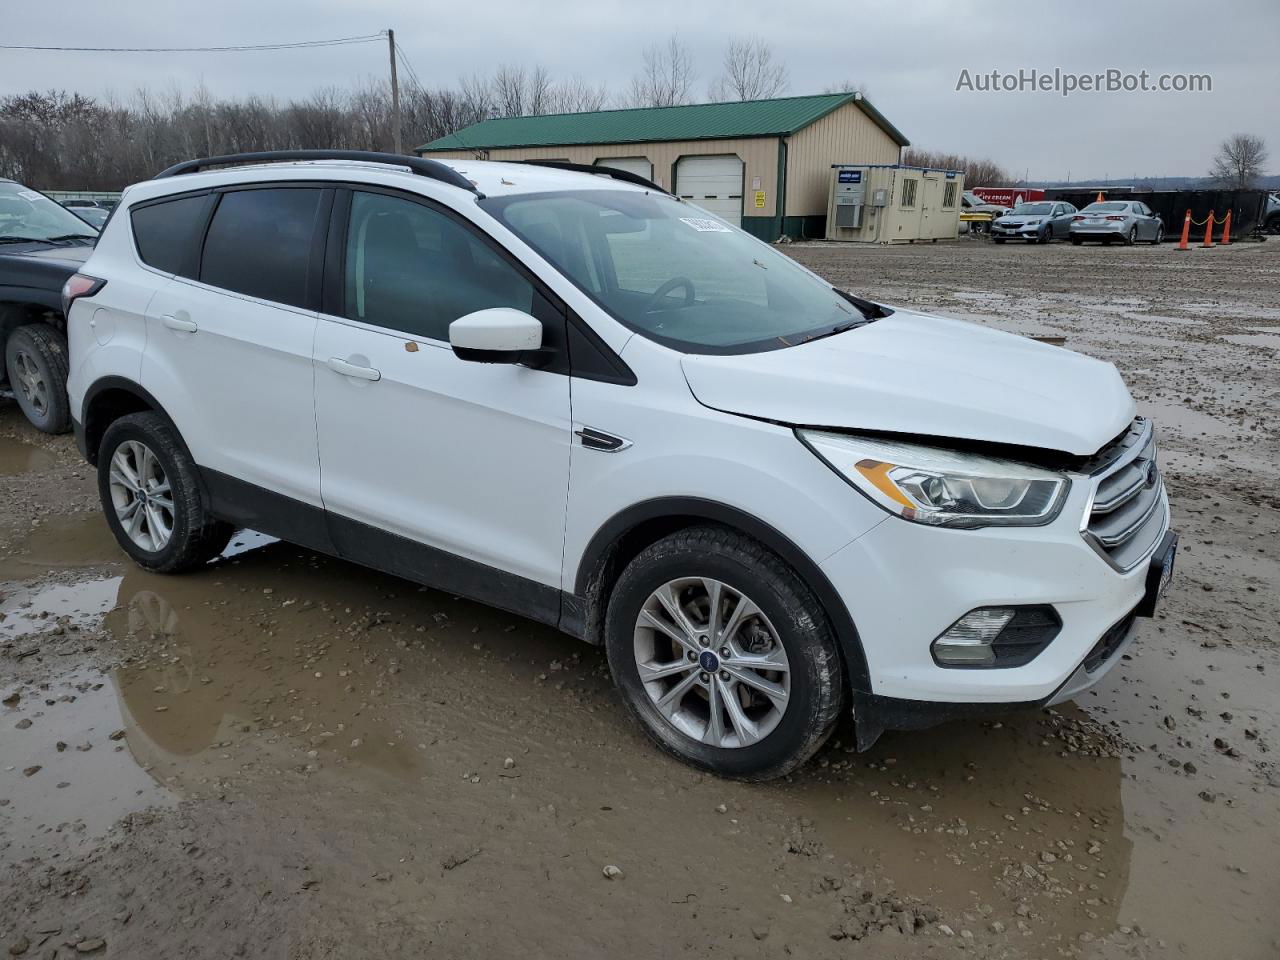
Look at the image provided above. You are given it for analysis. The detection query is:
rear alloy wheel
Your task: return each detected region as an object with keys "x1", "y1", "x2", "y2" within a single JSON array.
[
  {"x1": 605, "y1": 526, "x2": 844, "y2": 780},
  {"x1": 98, "y1": 412, "x2": 232, "y2": 572},
  {"x1": 1126, "y1": 226, "x2": 1138, "y2": 245},
  {"x1": 5, "y1": 324, "x2": 70, "y2": 434},
  {"x1": 1151, "y1": 225, "x2": 1164, "y2": 245}
]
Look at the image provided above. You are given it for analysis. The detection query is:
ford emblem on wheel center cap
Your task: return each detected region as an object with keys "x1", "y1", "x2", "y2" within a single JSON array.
[{"x1": 698, "y1": 650, "x2": 720, "y2": 672}]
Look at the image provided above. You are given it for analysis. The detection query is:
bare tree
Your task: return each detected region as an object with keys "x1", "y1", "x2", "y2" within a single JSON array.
[
  {"x1": 821, "y1": 80, "x2": 869, "y2": 97},
  {"x1": 708, "y1": 37, "x2": 788, "y2": 102},
  {"x1": 626, "y1": 35, "x2": 696, "y2": 108},
  {"x1": 550, "y1": 75, "x2": 610, "y2": 114},
  {"x1": 1210, "y1": 133, "x2": 1268, "y2": 189},
  {"x1": 903, "y1": 148, "x2": 1010, "y2": 187}
]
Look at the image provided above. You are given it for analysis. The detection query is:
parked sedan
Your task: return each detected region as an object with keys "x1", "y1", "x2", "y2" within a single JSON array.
[
  {"x1": 1069, "y1": 201, "x2": 1164, "y2": 245},
  {"x1": 991, "y1": 201, "x2": 1078, "y2": 243}
]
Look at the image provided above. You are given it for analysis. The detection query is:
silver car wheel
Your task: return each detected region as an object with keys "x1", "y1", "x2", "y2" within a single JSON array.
[
  {"x1": 11, "y1": 349, "x2": 48, "y2": 418},
  {"x1": 108, "y1": 440, "x2": 174, "y2": 552},
  {"x1": 633, "y1": 577, "x2": 791, "y2": 748}
]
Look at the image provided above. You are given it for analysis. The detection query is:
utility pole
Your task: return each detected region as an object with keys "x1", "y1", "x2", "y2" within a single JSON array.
[{"x1": 387, "y1": 28, "x2": 402, "y2": 154}]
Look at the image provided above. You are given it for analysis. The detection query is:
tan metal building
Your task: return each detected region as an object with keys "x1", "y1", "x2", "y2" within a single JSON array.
[{"x1": 416, "y1": 92, "x2": 908, "y2": 242}]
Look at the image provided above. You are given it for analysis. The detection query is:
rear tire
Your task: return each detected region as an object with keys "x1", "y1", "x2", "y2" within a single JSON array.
[
  {"x1": 97, "y1": 412, "x2": 233, "y2": 573},
  {"x1": 1151, "y1": 225, "x2": 1163, "y2": 245},
  {"x1": 5, "y1": 324, "x2": 71, "y2": 434},
  {"x1": 604, "y1": 526, "x2": 845, "y2": 780},
  {"x1": 1125, "y1": 226, "x2": 1137, "y2": 245}
]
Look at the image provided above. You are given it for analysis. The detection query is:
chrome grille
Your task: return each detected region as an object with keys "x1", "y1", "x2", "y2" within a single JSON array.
[{"x1": 1081, "y1": 418, "x2": 1169, "y2": 571}]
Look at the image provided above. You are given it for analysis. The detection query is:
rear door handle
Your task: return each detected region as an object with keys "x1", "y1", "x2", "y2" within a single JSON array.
[
  {"x1": 326, "y1": 357, "x2": 381, "y2": 381},
  {"x1": 161, "y1": 314, "x2": 198, "y2": 333}
]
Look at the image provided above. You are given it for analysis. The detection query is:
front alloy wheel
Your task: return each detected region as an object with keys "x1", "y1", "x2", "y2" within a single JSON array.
[
  {"x1": 634, "y1": 577, "x2": 790, "y2": 748},
  {"x1": 108, "y1": 440, "x2": 174, "y2": 552}
]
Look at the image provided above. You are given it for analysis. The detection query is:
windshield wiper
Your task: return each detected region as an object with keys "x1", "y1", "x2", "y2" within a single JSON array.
[
  {"x1": 46, "y1": 234, "x2": 97, "y2": 242},
  {"x1": 0, "y1": 236, "x2": 55, "y2": 245},
  {"x1": 787, "y1": 318, "x2": 872, "y2": 346}
]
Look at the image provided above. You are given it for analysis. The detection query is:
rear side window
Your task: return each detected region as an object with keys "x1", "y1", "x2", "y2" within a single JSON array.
[
  {"x1": 130, "y1": 194, "x2": 208, "y2": 276},
  {"x1": 343, "y1": 191, "x2": 533, "y2": 341},
  {"x1": 200, "y1": 188, "x2": 323, "y2": 309}
]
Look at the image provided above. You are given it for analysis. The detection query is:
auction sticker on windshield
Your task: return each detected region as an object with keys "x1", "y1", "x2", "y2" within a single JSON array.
[{"x1": 680, "y1": 217, "x2": 731, "y2": 232}]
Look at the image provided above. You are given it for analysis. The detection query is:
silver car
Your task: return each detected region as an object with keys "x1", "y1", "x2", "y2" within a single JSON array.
[
  {"x1": 991, "y1": 201, "x2": 1079, "y2": 243},
  {"x1": 1069, "y1": 201, "x2": 1164, "y2": 245}
]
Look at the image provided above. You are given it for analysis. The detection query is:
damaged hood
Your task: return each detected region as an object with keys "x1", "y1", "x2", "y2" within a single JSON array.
[{"x1": 680, "y1": 309, "x2": 1135, "y2": 457}]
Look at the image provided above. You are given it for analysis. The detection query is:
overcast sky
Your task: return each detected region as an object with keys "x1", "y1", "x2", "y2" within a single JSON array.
[{"x1": 3, "y1": 0, "x2": 1276, "y2": 182}]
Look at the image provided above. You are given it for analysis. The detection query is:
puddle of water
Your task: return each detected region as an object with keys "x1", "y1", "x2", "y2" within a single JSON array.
[
  {"x1": 1222, "y1": 333, "x2": 1280, "y2": 351},
  {"x1": 0, "y1": 435, "x2": 57, "y2": 476},
  {"x1": 0, "y1": 512, "x2": 122, "y2": 581},
  {"x1": 0, "y1": 575, "x2": 122, "y2": 642},
  {"x1": 1137, "y1": 397, "x2": 1234, "y2": 439},
  {"x1": 1, "y1": 668, "x2": 174, "y2": 863}
]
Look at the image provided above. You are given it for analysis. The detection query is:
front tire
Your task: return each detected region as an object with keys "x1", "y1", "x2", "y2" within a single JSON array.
[
  {"x1": 97, "y1": 412, "x2": 233, "y2": 572},
  {"x1": 604, "y1": 526, "x2": 844, "y2": 780},
  {"x1": 5, "y1": 324, "x2": 71, "y2": 434}
]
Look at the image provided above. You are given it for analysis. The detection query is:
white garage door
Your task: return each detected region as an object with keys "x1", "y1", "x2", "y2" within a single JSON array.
[
  {"x1": 675, "y1": 155, "x2": 743, "y2": 226},
  {"x1": 594, "y1": 156, "x2": 653, "y2": 182}
]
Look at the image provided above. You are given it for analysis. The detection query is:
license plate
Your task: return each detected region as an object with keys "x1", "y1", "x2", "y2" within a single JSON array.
[
  {"x1": 1157, "y1": 540, "x2": 1176, "y2": 596},
  {"x1": 1137, "y1": 532, "x2": 1177, "y2": 617}
]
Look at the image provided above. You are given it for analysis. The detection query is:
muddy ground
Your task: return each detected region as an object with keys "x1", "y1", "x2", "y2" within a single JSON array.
[{"x1": 1, "y1": 237, "x2": 1277, "y2": 959}]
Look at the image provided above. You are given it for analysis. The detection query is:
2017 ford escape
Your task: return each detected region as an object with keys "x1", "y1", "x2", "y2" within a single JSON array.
[{"x1": 64, "y1": 151, "x2": 1177, "y2": 779}]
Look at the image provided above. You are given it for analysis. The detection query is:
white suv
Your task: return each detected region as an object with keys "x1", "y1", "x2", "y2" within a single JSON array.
[{"x1": 65, "y1": 151, "x2": 1176, "y2": 779}]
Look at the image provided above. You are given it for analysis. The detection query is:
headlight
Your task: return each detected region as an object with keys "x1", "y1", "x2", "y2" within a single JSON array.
[
  {"x1": 799, "y1": 431, "x2": 1069, "y2": 528},
  {"x1": 1024, "y1": 219, "x2": 1041, "y2": 226}
]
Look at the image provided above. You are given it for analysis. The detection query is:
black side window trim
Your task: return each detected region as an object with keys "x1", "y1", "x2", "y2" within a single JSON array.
[{"x1": 322, "y1": 183, "x2": 634, "y2": 386}]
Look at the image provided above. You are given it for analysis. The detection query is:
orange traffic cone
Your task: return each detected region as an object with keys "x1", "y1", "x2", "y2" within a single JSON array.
[
  {"x1": 1178, "y1": 210, "x2": 1191, "y2": 250},
  {"x1": 1222, "y1": 210, "x2": 1232, "y2": 245},
  {"x1": 1096, "y1": 190, "x2": 1105, "y2": 203},
  {"x1": 1201, "y1": 211, "x2": 1215, "y2": 248}
]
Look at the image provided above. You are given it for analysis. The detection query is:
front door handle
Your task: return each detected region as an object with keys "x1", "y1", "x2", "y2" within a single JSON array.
[
  {"x1": 326, "y1": 357, "x2": 381, "y2": 381},
  {"x1": 161, "y1": 314, "x2": 198, "y2": 333}
]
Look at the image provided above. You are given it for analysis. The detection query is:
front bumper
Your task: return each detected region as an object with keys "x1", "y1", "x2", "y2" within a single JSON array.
[
  {"x1": 992, "y1": 223, "x2": 1043, "y2": 237},
  {"x1": 821, "y1": 471, "x2": 1172, "y2": 712}
]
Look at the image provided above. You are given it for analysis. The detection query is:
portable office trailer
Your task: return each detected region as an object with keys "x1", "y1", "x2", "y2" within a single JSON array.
[{"x1": 825, "y1": 164, "x2": 964, "y2": 243}]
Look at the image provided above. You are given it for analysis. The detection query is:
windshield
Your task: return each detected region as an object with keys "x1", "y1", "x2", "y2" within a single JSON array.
[
  {"x1": 481, "y1": 189, "x2": 869, "y2": 353},
  {"x1": 0, "y1": 182, "x2": 99, "y2": 240},
  {"x1": 1082, "y1": 202, "x2": 1129, "y2": 212},
  {"x1": 1012, "y1": 202, "x2": 1054, "y2": 215}
]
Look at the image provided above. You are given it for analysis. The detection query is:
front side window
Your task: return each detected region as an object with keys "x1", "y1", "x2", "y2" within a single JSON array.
[
  {"x1": 200, "y1": 188, "x2": 323, "y2": 308},
  {"x1": 343, "y1": 191, "x2": 534, "y2": 341},
  {"x1": 481, "y1": 189, "x2": 868, "y2": 354}
]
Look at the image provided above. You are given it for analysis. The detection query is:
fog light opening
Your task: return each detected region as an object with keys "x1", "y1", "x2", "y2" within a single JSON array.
[
  {"x1": 931, "y1": 607, "x2": 1014, "y2": 667},
  {"x1": 931, "y1": 605, "x2": 1062, "y2": 669}
]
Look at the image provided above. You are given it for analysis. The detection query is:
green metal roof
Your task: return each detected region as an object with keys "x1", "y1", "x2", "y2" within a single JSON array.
[{"x1": 416, "y1": 92, "x2": 909, "y2": 153}]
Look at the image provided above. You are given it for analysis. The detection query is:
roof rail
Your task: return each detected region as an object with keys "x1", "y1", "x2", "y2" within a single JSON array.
[
  {"x1": 516, "y1": 160, "x2": 668, "y2": 194},
  {"x1": 153, "y1": 150, "x2": 482, "y2": 196}
]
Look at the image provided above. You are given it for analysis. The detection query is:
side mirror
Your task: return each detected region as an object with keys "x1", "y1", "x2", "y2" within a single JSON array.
[{"x1": 449, "y1": 308, "x2": 543, "y2": 365}]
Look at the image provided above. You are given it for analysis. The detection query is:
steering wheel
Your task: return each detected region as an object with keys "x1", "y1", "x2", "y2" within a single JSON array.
[{"x1": 642, "y1": 276, "x2": 696, "y2": 313}]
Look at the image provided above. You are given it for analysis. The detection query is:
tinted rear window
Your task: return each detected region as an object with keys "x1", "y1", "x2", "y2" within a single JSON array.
[
  {"x1": 130, "y1": 194, "x2": 208, "y2": 276},
  {"x1": 200, "y1": 188, "x2": 323, "y2": 308}
]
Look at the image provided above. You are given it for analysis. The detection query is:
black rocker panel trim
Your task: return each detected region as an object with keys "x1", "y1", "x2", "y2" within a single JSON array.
[
  {"x1": 326, "y1": 512, "x2": 562, "y2": 628},
  {"x1": 199, "y1": 468, "x2": 337, "y2": 556}
]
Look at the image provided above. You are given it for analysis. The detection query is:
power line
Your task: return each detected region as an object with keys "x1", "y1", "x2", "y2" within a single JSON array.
[
  {"x1": 393, "y1": 42, "x2": 425, "y2": 95},
  {"x1": 0, "y1": 34, "x2": 386, "y2": 54}
]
